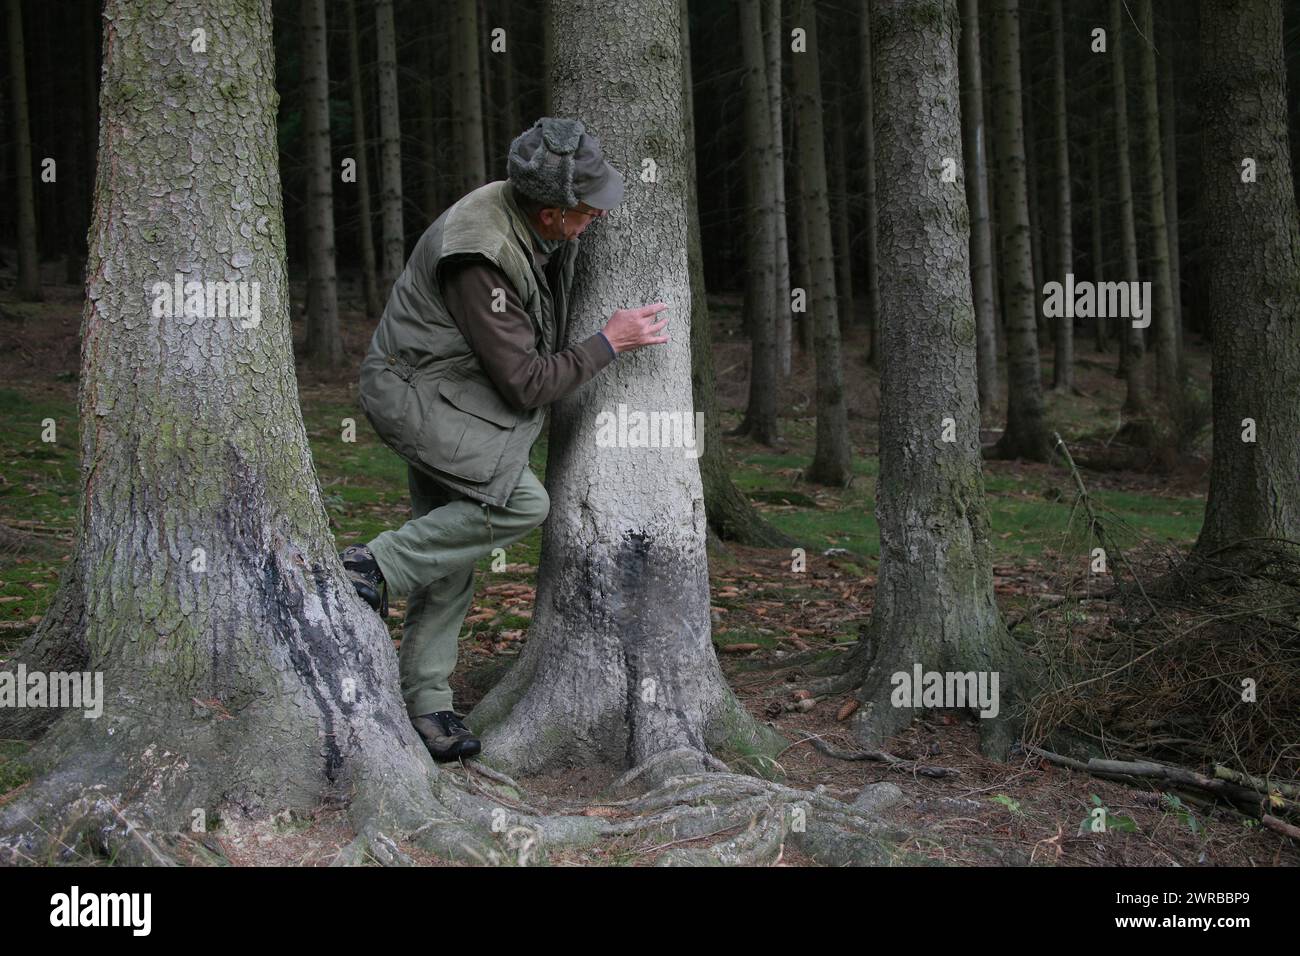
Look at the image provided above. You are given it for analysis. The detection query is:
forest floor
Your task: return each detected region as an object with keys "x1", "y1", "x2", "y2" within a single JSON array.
[{"x1": 0, "y1": 280, "x2": 1294, "y2": 866}]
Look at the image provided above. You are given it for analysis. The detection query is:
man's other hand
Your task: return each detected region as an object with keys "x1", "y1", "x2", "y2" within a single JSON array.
[{"x1": 602, "y1": 303, "x2": 670, "y2": 354}]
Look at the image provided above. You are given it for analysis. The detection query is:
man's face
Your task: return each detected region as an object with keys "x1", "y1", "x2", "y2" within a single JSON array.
[{"x1": 537, "y1": 202, "x2": 606, "y2": 241}]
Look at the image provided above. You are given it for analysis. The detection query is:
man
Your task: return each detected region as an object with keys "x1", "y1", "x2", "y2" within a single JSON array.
[{"x1": 347, "y1": 117, "x2": 669, "y2": 761}]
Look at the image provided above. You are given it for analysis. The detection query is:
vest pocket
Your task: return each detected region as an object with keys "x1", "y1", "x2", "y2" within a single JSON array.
[{"x1": 416, "y1": 376, "x2": 518, "y2": 483}]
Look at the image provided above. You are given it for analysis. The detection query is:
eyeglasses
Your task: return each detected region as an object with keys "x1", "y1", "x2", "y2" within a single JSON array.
[{"x1": 562, "y1": 205, "x2": 605, "y2": 224}]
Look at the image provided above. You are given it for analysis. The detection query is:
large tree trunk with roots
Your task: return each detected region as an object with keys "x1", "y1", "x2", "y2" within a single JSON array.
[
  {"x1": 792, "y1": 0, "x2": 854, "y2": 486},
  {"x1": 737, "y1": 0, "x2": 782, "y2": 446},
  {"x1": 988, "y1": 0, "x2": 1050, "y2": 462},
  {"x1": 468, "y1": 0, "x2": 787, "y2": 794},
  {"x1": 0, "y1": 0, "x2": 509, "y2": 867},
  {"x1": 301, "y1": 0, "x2": 341, "y2": 369},
  {"x1": 1192, "y1": 0, "x2": 1300, "y2": 561},
  {"x1": 814, "y1": 0, "x2": 1025, "y2": 760}
]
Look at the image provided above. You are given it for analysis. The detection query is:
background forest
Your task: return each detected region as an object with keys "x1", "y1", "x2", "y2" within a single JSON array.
[{"x1": 0, "y1": 0, "x2": 1297, "y2": 868}]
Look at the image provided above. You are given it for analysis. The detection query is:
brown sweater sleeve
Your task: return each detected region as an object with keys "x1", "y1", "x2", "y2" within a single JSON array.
[{"x1": 439, "y1": 257, "x2": 616, "y2": 412}]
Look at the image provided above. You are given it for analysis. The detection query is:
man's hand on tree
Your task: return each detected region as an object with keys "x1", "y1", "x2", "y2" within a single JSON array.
[{"x1": 602, "y1": 303, "x2": 670, "y2": 354}]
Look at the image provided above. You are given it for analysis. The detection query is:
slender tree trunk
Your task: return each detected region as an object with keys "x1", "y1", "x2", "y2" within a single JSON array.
[
  {"x1": 454, "y1": 0, "x2": 487, "y2": 194},
  {"x1": 1091, "y1": 98, "x2": 1108, "y2": 353},
  {"x1": 376, "y1": 0, "x2": 405, "y2": 295},
  {"x1": 1110, "y1": 0, "x2": 1149, "y2": 423},
  {"x1": 470, "y1": 0, "x2": 785, "y2": 788},
  {"x1": 0, "y1": 0, "x2": 498, "y2": 867},
  {"x1": 791, "y1": 122, "x2": 813, "y2": 355},
  {"x1": 1048, "y1": 0, "x2": 1073, "y2": 391},
  {"x1": 960, "y1": 0, "x2": 998, "y2": 411},
  {"x1": 1023, "y1": 72, "x2": 1045, "y2": 341},
  {"x1": 793, "y1": 0, "x2": 853, "y2": 485},
  {"x1": 738, "y1": 0, "x2": 781, "y2": 446},
  {"x1": 345, "y1": 0, "x2": 381, "y2": 319},
  {"x1": 830, "y1": 93, "x2": 855, "y2": 331},
  {"x1": 301, "y1": 0, "x2": 341, "y2": 368},
  {"x1": 989, "y1": 0, "x2": 1050, "y2": 461},
  {"x1": 1193, "y1": 0, "x2": 1300, "y2": 558},
  {"x1": 684, "y1": 0, "x2": 794, "y2": 548},
  {"x1": 845, "y1": 0, "x2": 1023, "y2": 758},
  {"x1": 7, "y1": 0, "x2": 42, "y2": 301},
  {"x1": 859, "y1": 0, "x2": 882, "y2": 369},
  {"x1": 1159, "y1": 12, "x2": 1183, "y2": 378},
  {"x1": 1137, "y1": 0, "x2": 1180, "y2": 415},
  {"x1": 420, "y1": 19, "x2": 440, "y2": 220},
  {"x1": 765, "y1": 0, "x2": 793, "y2": 377}
]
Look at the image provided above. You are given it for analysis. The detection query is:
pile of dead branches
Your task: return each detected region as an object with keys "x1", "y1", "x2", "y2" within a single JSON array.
[{"x1": 1021, "y1": 437, "x2": 1300, "y2": 805}]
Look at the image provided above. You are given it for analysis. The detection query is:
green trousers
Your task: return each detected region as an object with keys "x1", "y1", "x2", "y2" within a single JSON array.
[{"x1": 367, "y1": 464, "x2": 550, "y2": 718}]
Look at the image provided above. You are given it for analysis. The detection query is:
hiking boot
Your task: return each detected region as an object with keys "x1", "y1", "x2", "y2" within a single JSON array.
[
  {"x1": 411, "y1": 711, "x2": 482, "y2": 761},
  {"x1": 341, "y1": 544, "x2": 388, "y2": 617}
]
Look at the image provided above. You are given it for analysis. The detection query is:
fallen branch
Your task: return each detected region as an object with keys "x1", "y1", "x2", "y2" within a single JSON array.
[{"x1": 810, "y1": 739, "x2": 960, "y2": 778}]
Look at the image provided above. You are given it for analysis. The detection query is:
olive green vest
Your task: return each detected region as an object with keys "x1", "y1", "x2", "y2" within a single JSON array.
[{"x1": 358, "y1": 180, "x2": 578, "y2": 506}]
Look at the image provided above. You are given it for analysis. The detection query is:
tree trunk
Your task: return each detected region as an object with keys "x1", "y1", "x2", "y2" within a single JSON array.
[
  {"x1": 345, "y1": 0, "x2": 381, "y2": 319},
  {"x1": 0, "y1": 0, "x2": 502, "y2": 867},
  {"x1": 420, "y1": 18, "x2": 440, "y2": 220},
  {"x1": 1091, "y1": 96, "x2": 1108, "y2": 353},
  {"x1": 454, "y1": 0, "x2": 487, "y2": 194},
  {"x1": 791, "y1": 100, "x2": 813, "y2": 355},
  {"x1": 989, "y1": 0, "x2": 1050, "y2": 461},
  {"x1": 375, "y1": 0, "x2": 405, "y2": 295},
  {"x1": 1048, "y1": 0, "x2": 1073, "y2": 391},
  {"x1": 860, "y1": 0, "x2": 882, "y2": 369},
  {"x1": 1136, "y1": 0, "x2": 1180, "y2": 415},
  {"x1": 793, "y1": 0, "x2": 854, "y2": 486},
  {"x1": 1111, "y1": 0, "x2": 1149, "y2": 423},
  {"x1": 830, "y1": 92, "x2": 855, "y2": 331},
  {"x1": 301, "y1": 0, "x2": 341, "y2": 368},
  {"x1": 683, "y1": 0, "x2": 795, "y2": 549},
  {"x1": 1158, "y1": 10, "x2": 1183, "y2": 378},
  {"x1": 766, "y1": 0, "x2": 793, "y2": 378},
  {"x1": 844, "y1": 0, "x2": 1023, "y2": 758},
  {"x1": 960, "y1": 0, "x2": 998, "y2": 411},
  {"x1": 737, "y1": 0, "x2": 782, "y2": 446},
  {"x1": 469, "y1": 0, "x2": 786, "y2": 790},
  {"x1": 1193, "y1": 0, "x2": 1300, "y2": 558},
  {"x1": 7, "y1": 0, "x2": 42, "y2": 301}
]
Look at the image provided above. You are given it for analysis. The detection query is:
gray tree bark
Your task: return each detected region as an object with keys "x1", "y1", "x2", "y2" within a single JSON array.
[
  {"x1": 345, "y1": 0, "x2": 381, "y2": 319},
  {"x1": 765, "y1": 0, "x2": 793, "y2": 377},
  {"x1": 989, "y1": 0, "x2": 1050, "y2": 461},
  {"x1": 0, "y1": 0, "x2": 505, "y2": 866},
  {"x1": 1193, "y1": 0, "x2": 1300, "y2": 558},
  {"x1": 1091, "y1": 97, "x2": 1108, "y2": 353},
  {"x1": 375, "y1": 0, "x2": 405, "y2": 295},
  {"x1": 1111, "y1": 0, "x2": 1150, "y2": 424},
  {"x1": 1048, "y1": 0, "x2": 1073, "y2": 391},
  {"x1": 860, "y1": 0, "x2": 882, "y2": 369},
  {"x1": 1159, "y1": 14, "x2": 1182, "y2": 374},
  {"x1": 960, "y1": 0, "x2": 998, "y2": 411},
  {"x1": 843, "y1": 0, "x2": 1023, "y2": 758},
  {"x1": 1136, "y1": 0, "x2": 1180, "y2": 414},
  {"x1": 453, "y1": 0, "x2": 487, "y2": 194},
  {"x1": 301, "y1": 0, "x2": 341, "y2": 368},
  {"x1": 737, "y1": 0, "x2": 782, "y2": 446},
  {"x1": 830, "y1": 92, "x2": 855, "y2": 331},
  {"x1": 7, "y1": 0, "x2": 42, "y2": 301},
  {"x1": 470, "y1": 0, "x2": 786, "y2": 790},
  {"x1": 792, "y1": 0, "x2": 853, "y2": 485}
]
